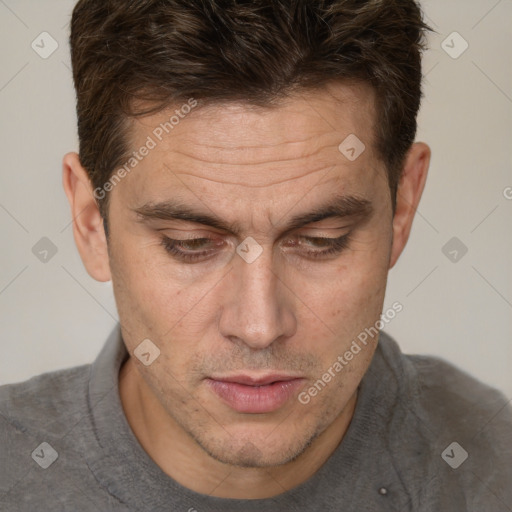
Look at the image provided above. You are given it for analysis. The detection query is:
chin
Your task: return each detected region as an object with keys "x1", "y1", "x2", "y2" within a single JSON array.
[{"x1": 193, "y1": 423, "x2": 319, "y2": 468}]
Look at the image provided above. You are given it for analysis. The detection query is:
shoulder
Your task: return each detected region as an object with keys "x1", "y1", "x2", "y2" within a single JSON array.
[
  {"x1": 377, "y1": 333, "x2": 512, "y2": 509},
  {"x1": 0, "y1": 364, "x2": 92, "y2": 495},
  {"x1": 377, "y1": 332, "x2": 511, "y2": 435},
  {"x1": 404, "y1": 351, "x2": 511, "y2": 438},
  {"x1": 0, "y1": 364, "x2": 91, "y2": 437}
]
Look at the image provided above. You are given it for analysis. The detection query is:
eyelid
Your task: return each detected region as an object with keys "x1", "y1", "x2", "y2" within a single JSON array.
[
  {"x1": 155, "y1": 215, "x2": 355, "y2": 241},
  {"x1": 160, "y1": 231, "x2": 352, "y2": 264},
  {"x1": 293, "y1": 227, "x2": 351, "y2": 238},
  {"x1": 159, "y1": 227, "x2": 352, "y2": 246},
  {"x1": 156, "y1": 227, "x2": 224, "y2": 238}
]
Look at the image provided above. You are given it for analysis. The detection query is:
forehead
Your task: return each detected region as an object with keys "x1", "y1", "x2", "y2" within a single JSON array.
[
  {"x1": 129, "y1": 81, "x2": 374, "y2": 152},
  {"x1": 114, "y1": 82, "x2": 382, "y2": 213}
]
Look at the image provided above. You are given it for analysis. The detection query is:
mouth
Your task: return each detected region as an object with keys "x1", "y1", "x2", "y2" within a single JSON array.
[{"x1": 205, "y1": 374, "x2": 305, "y2": 414}]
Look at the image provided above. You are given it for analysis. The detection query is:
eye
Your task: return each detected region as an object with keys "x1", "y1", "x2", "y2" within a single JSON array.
[
  {"x1": 284, "y1": 234, "x2": 351, "y2": 259},
  {"x1": 160, "y1": 236, "x2": 224, "y2": 262},
  {"x1": 160, "y1": 233, "x2": 351, "y2": 264}
]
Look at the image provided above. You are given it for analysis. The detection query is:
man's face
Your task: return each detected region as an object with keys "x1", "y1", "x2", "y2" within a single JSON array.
[{"x1": 108, "y1": 83, "x2": 394, "y2": 467}]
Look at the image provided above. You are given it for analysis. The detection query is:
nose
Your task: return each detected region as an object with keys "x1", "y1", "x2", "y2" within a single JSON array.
[{"x1": 218, "y1": 244, "x2": 296, "y2": 350}]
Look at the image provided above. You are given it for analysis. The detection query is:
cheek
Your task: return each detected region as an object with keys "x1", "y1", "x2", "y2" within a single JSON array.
[
  {"x1": 293, "y1": 237, "x2": 390, "y2": 370},
  {"x1": 305, "y1": 243, "x2": 389, "y2": 325},
  {"x1": 110, "y1": 237, "x2": 202, "y2": 324},
  {"x1": 111, "y1": 249, "x2": 227, "y2": 372},
  {"x1": 339, "y1": 259, "x2": 387, "y2": 319}
]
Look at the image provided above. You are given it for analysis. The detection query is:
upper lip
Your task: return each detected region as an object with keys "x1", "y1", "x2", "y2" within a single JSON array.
[{"x1": 208, "y1": 374, "x2": 303, "y2": 386}]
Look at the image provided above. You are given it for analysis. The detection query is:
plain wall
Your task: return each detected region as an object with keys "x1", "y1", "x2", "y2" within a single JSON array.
[{"x1": 0, "y1": 0, "x2": 511, "y2": 397}]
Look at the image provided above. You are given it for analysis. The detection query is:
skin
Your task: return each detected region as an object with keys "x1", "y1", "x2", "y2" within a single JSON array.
[{"x1": 62, "y1": 82, "x2": 430, "y2": 499}]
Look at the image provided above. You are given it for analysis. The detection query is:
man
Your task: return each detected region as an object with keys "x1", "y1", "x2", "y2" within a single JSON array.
[{"x1": 1, "y1": 0, "x2": 511, "y2": 510}]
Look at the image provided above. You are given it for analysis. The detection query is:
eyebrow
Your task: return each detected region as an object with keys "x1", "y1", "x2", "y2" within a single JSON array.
[{"x1": 133, "y1": 194, "x2": 373, "y2": 237}]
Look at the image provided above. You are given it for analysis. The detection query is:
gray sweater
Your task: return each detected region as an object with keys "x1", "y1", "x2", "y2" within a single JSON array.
[{"x1": 1, "y1": 326, "x2": 511, "y2": 511}]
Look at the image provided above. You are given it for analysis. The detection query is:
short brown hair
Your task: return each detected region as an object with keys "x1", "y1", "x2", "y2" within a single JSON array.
[{"x1": 70, "y1": 0, "x2": 431, "y2": 224}]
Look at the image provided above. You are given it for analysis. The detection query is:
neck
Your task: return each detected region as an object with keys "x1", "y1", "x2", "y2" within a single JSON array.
[{"x1": 119, "y1": 356, "x2": 357, "y2": 499}]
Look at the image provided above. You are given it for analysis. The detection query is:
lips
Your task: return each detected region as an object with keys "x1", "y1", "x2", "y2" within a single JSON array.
[{"x1": 206, "y1": 374, "x2": 305, "y2": 414}]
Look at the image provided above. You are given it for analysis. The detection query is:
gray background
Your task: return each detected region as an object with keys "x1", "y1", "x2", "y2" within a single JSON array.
[{"x1": 0, "y1": 0, "x2": 511, "y2": 398}]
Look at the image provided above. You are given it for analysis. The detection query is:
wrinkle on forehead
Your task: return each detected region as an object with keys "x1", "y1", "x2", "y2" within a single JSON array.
[
  {"x1": 120, "y1": 83, "x2": 379, "y2": 203},
  {"x1": 170, "y1": 163, "x2": 339, "y2": 189}
]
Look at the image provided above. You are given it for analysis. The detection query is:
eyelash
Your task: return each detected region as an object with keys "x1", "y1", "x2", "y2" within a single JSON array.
[{"x1": 160, "y1": 234, "x2": 351, "y2": 263}]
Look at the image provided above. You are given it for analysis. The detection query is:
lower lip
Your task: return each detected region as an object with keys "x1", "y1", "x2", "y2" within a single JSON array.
[{"x1": 206, "y1": 378, "x2": 305, "y2": 414}]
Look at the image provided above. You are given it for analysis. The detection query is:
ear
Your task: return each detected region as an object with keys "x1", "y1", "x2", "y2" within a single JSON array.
[
  {"x1": 62, "y1": 152, "x2": 111, "y2": 282},
  {"x1": 388, "y1": 142, "x2": 431, "y2": 269}
]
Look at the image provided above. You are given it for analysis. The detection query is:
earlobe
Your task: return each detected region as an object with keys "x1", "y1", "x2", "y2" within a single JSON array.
[
  {"x1": 388, "y1": 142, "x2": 431, "y2": 269},
  {"x1": 62, "y1": 152, "x2": 112, "y2": 282}
]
